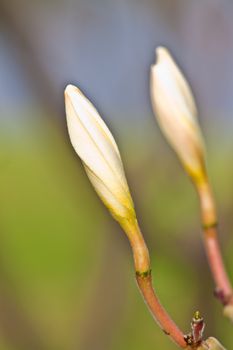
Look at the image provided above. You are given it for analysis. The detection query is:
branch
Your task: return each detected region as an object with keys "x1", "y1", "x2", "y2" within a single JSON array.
[
  {"x1": 196, "y1": 180, "x2": 233, "y2": 321},
  {"x1": 121, "y1": 218, "x2": 188, "y2": 348}
]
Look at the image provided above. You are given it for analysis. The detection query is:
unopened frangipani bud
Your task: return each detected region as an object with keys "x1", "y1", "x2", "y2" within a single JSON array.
[
  {"x1": 65, "y1": 84, "x2": 135, "y2": 223},
  {"x1": 223, "y1": 304, "x2": 233, "y2": 323},
  {"x1": 65, "y1": 85, "x2": 150, "y2": 274},
  {"x1": 150, "y1": 47, "x2": 206, "y2": 184},
  {"x1": 197, "y1": 337, "x2": 226, "y2": 350}
]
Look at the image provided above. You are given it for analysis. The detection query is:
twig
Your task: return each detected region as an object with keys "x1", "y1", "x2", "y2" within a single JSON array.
[
  {"x1": 121, "y1": 218, "x2": 188, "y2": 348},
  {"x1": 196, "y1": 180, "x2": 233, "y2": 310}
]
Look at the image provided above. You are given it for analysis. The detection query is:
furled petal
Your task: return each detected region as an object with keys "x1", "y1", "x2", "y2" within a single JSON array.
[
  {"x1": 150, "y1": 47, "x2": 206, "y2": 183},
  {"x1": 65, "y1": 84, "x2": 135, "y2": 220},
  {"x1": 198, "y1": 337, "x2": 226, "y2": 350}
]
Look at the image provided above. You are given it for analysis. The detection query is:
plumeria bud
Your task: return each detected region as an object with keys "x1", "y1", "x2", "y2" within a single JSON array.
[
  {"x1": 65, "y1": 84, "x2": 135, "y2": 223},
  {"x1": 197, "y1": 337, "x2": 226, "y2": 350},
  {"x1": 223, "y1": 304, "x2": 233, "y2": 323},
  {"x1": 150, "y1": 47, "x2": 206, "y2": 184},
  {"x1": 65, "y1": 84, "x2": 150, "y2": 274}
]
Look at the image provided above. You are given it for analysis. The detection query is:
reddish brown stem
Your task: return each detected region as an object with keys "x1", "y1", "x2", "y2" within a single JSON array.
[
  {"x1": 203, "y1": 226, "x2": 233, "y2": 304},
  {"x1": 197, "y1": 181, "x2": 233, "y2": 305},
  {"x1": 121, "y1": 218, "x2": 187, "y2": 348},
  {"x1": 136, "y1": 273, "x2": 187, "y2": 348}
]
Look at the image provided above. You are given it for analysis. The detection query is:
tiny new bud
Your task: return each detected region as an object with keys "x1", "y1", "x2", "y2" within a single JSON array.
[
  {"x1": 191, "y1": 311, "x2": 205, "y2": 345},
  {"x1": 150, "y1": 47, "x2": 206, "y2": 184},
  {"x1": 185, "y1": 311, "x2": 205, "y2": 347},
  {"x1": 65, "y1": 84, "x2": 135, "y2": 222}
]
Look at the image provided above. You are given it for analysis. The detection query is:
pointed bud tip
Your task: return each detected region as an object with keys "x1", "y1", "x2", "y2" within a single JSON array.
[
  {"x1": 64, "y1": 84, "x2": 80, "y2": 96},
  {"x1": 64, "y1": 84, "x2": 87, "y2": 108},
  {"x1": 151, "y1": 47, "x2": 171, "y2": 75},
  {"x1": 152, "y1": 46, "x2": 170, "y2": 67}
]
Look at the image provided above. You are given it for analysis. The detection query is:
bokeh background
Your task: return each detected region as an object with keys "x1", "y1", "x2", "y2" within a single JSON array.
[{"x1": 1, "y1": 0, "x2": 233, "y2": 349}]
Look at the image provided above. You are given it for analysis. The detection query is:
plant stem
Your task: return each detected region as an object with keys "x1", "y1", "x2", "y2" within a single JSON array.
[
  {"x1": 121, "y1": 218, "x2": 150, "y2": 274},
  {"x1": 136, "y1": 273, "x2": 187, "y2": 348},
  {"x1": 121, "y1": 218, "x2": 187, "y2": 348},
  {"x1": 196, "y1": 180, "x2": 233, "y2": 306}
]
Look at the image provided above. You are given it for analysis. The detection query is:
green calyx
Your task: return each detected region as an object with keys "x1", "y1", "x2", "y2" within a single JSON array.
[{"x1": 136, "y1": 269, "x2": 152, "y2": 278}]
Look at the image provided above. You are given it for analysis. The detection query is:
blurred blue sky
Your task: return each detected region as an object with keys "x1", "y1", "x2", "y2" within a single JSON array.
[{"x1": 1, "y1": 0, "x2": 233, "y2": 124}]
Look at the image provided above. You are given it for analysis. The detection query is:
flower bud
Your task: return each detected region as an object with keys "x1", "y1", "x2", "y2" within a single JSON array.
[
  {"x1": 64, "y1": 84, "x2": 135, "y2": 222},
  {"x1": 197, "y1": 337, "x2": 226, "y2": 350},
  {"x1": 150, "y1": 47, "x2": 206, "y2": 184},
  {"x1": 223, "y1": 304, "x2": 233, "y2": 323}
]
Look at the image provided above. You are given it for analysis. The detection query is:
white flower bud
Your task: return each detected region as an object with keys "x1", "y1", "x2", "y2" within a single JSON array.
[
  {"x1": 150, "y1": 47, "x2": 206, "y2": 183},
  {"x1": 198, "y1": 337, "x2": 226, "y2": 350},
  {"x1": 223, "y1": 304, "x2": 233, "y2": 323},
  {"x1": 64, "y1": 84, "x2": 135, "y2": 221}
]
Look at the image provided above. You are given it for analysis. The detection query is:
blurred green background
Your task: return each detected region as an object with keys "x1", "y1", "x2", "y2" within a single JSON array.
[{"x1": 1, "y1": 0, "x2": 233, "y2": 349}]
